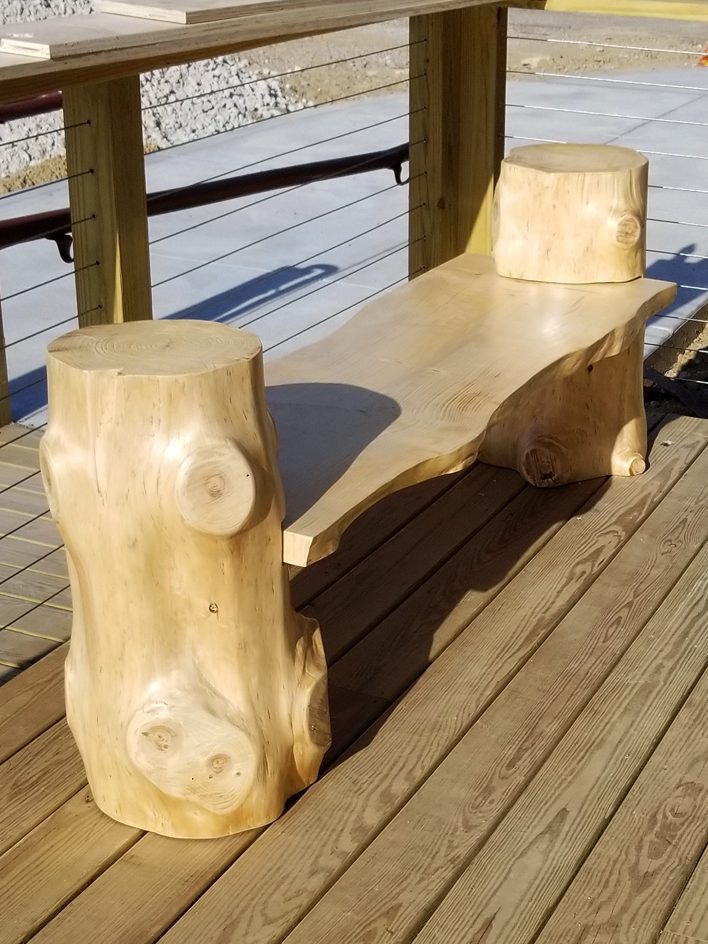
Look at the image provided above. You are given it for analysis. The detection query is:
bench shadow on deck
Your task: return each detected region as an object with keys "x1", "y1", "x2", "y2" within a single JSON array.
[{"x1": 0, "y1": 410, "x2": 707, "y2": 944}]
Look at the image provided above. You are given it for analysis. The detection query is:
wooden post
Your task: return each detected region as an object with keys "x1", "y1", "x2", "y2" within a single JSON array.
[
  {"x1": 63, "y1": 76, "x2": 153, "y2": 327},
  {"x1": 40, "y1": 320, "x2": 330, "y2": 838},
  {"x1": 409, "y1": 5, "x2": 507, "y2": 276}
]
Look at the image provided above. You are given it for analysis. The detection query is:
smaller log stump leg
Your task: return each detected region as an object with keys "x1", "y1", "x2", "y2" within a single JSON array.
[
  {"x1": 493, "y1": 143, "x2": 648, "y2": 284},
  {"x1": 480, "y1": 335, "x2": 647, "y2": 487},
  {"x1": 40, "y1": 321, "x2": 330, "y2": 839}
]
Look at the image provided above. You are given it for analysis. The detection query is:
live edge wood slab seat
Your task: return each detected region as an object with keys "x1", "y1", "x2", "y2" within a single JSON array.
[
  {"x1": 269, "y1": 253, "x2": 675, "y2": 566},
  {"x1": 39, "y1": 143, "x2": 676, "y2": 840}
]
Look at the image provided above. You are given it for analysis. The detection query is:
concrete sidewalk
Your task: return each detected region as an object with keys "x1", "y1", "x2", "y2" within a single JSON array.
[{"x1": 0, "y1": 65, "x2": 705, "y2": 425}]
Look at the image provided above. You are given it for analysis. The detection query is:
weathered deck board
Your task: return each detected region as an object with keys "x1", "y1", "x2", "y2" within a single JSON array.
[
  {"x1": 663, "y1": 846, "x2": 708, "y2": 942},
  {"x1": 535, "y1": 664, "x2": 708, "y2": 943},
  {"x1": 412, "y1": 542, "x2": 708, "y2": 944},
  {"x1": 0, "y1": 644, "x2": 66, "y2": 763},
  {"x1": 306, "y1": 464, "x2": 525, "y2": 661},
  {"x1": 1, "y1": 788, "x2": 140, "y2": 944},
  {"x1": 278, "y1": 440, "x2": 708, "y2": 944},
  {"x1": 145, "y1": 419, "x2": 706, "y2": 944},
  {"x1": 0, "y1": 415, "x2": 705, "y2": 944}
]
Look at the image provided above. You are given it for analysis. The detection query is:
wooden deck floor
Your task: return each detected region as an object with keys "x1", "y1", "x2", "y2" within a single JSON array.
[{"x1": 0, "y1": 412, "x2": 707, "y2": 944}]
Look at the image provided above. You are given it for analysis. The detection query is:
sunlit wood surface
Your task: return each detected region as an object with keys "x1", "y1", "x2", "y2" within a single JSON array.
[{"x1": 0, "y1": 411, "x2": 707, "y2": 944}]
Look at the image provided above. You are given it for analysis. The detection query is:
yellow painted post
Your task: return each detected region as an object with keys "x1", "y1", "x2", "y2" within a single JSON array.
[
  {"x1": 63, "y1": 76, "x2": 153, "y2": 326},
  {"x1": 409, "y1": 5, "x2": 508, "y2": 275}
]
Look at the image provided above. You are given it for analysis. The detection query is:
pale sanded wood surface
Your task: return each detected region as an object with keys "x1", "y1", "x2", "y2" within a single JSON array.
[
  {"x1": 43, "y1": 322, "x2": 329, "y2": 839},
  {"x1": 269, "y1": 253, "x2": 675, "y2": 565},
  {"x1": 95, "y1": 0, "x2": 336, "y2": 25},
  {"x1": 494, "y1": 144, "x2": 648, "y2": 284},
  {"x1": 0, "y1": 415, "x2": 706, "y2": 944}
]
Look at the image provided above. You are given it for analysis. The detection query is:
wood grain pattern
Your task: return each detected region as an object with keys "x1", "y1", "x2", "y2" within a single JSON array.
[
  {"x1": 0, "y1": 419, "x2": 703, "y2": 944},
  {"x1": 8, "y1": 605, "x2": 72, "y2": 640},
  {"x1": 307, "y1": 465, "x2": 524, "y2": 662},
  {"x1": 0, "y1": 3, "x2": 497, "y2": 65},
  {"x1": 412, "y1": 543, "x2": 708, "y2": 944},
  {"x1": 0, "y1": 569, "x2": 71, "y2": 610},
  {"x1": 153, "y1": 421, "x2": 704, "y2": 944},
  {"x1": 43, "y1": 321, "x2": 329, "y2": 838},
  {"x1": 290, "y1": 472, "x2": 465, "y2": 608},
  {"x1": 0, "y1": 425, "x2": 42, "y2": 449},
  {"x1": 8, "y1": 467, "x2": 512, "y2": 944},
  {"x1": 28, "y1": 827, "x2": 259, "y2": 944},
  {"x1": 662, "y1": 846, "x2": 708, "y2": 943},
  {"x1": 0, "y1": 720, "x2": 84, "y2": 857},
  {"x1": 409, "y1": 6, "x2": 507, "y2": 272},
  {"x1": 494, "y1": 144, "x2": 648, "y2": 284},
  {"x1": 1, "y1": 474, "x2": 587, "y2": 944},
  {"x1": 0, "y1": 487, "x2": 56, "y2": 517},
  {"x1": 0, "y1": 545, "x2": 68, "y2": 580},
  {"x1": 0, "y1": 644, "x2": 66, "y2": 763},
  {"x1": 268, "y1": 254, "x2": 674, "y2": 565},
  {"x1": 0, "y1": 443, "x2": 40, "y2": 470},
  {"x1": 0, "y1": 466, "x2": 44, "y2": 492},
  {"x1": 0, "y1": 663, "x2": 18, "y2": 683},
  {"x1": 278, "y1": 442, "x2": 708, "y2": 944},
  {"x1": 0, "y1": 630, "x2": 61, "y2": 668},
  {"x1": 0, "y1": 788, "x2": 138, "y2": 944},
  {"x1": 0, "y1": 13, "x2": 175, "y2": 60},
  {"x1": 535, "y1": 671, "x2": 708, "y2": 943},
  {"x1": 331, "y1": 416, "x2": 705, "y2": 705},
  {"x1": 63, "y1": 77, "x2": 153, "y2": 327}
]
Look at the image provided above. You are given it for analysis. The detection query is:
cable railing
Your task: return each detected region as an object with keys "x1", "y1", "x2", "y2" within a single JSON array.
[
  {"x1": 0, "y1": 22, "x2": 706, "y2": 678},
  {"x1": 0, "y1": 37, "x2": 423, "y2": 674},
  {"x1": 504, "y1": 28, "x2": 708, "y2": 397}
]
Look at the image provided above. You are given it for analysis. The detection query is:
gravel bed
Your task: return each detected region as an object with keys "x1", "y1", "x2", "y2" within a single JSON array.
[{"x1": 0, "y1": 0, "x2": 307, "y2": 178}]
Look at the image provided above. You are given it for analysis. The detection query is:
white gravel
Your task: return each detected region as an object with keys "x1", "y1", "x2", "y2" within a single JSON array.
[{"x1": 0, "y1": 0, "x2": 308, "y2": 178}]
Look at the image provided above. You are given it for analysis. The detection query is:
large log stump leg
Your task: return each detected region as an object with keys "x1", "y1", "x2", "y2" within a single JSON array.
[
  {"x1": 40, "y1": 321, "x2": 330, "y2": 839},
  {"x1": 480, "y1": 333, "x2": 647, "y2": 487}
]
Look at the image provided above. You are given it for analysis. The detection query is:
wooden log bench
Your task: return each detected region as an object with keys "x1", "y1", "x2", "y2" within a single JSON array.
[{"x1": 37, "y1": 143, "x2": 676, "y2": 839}]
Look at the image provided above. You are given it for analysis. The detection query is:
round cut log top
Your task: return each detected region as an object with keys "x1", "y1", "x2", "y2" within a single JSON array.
[
  {"x1": 506, "y1": 143, "x2": 646, "y2": 174},
  {"x1": 46, "y1": 320, "x2": 262, "y2": 375},
  {"x1": 493, "y1": 143, "x2": 649, "y2": 285}
]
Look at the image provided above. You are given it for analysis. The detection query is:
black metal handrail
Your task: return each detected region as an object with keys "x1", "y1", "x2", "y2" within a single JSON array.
[{"x1": 0, "y1": 143, "x2": 410, "y2": 260}]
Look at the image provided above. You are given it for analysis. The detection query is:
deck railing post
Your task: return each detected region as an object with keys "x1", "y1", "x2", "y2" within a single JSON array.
[
  {"x1": 409, "y1": 5, "x2": 508, "y2": 275},
  {"x1": 63, "y1": 76, "x2": 153, "y2": 327}
]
